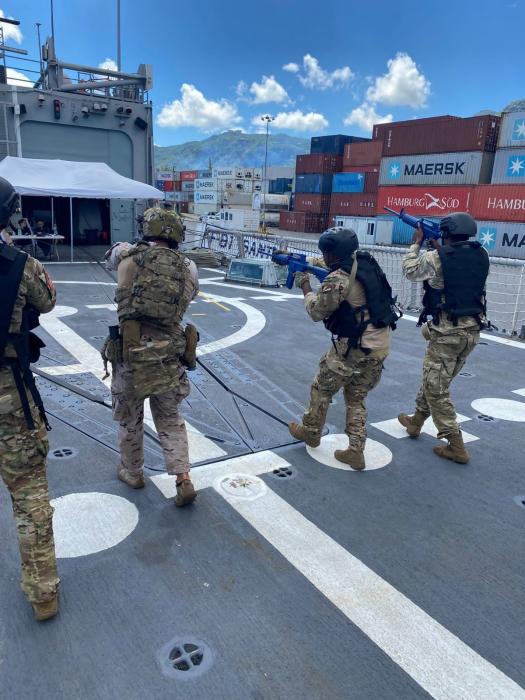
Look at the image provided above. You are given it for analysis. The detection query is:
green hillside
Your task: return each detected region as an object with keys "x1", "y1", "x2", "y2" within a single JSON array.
[{"x1": 154, "y1": 130, "x2": 309, "y2": 170}]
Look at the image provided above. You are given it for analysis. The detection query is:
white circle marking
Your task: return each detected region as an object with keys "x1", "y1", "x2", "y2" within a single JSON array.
[
  {"x1": 306, "y1": 434, "x2": 393, "y2": 471},
  {"x1": 471, "y1": 398, "x2": 525, "y2": 422},
  {"x1": 51, "y1": 492, "x2": 139, "y2": 558}
]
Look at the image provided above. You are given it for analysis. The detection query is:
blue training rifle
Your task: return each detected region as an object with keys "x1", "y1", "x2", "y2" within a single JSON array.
[
  {"x1": 271, "y1": 252, "x2": 329, "y2": 290},
  {"x1": 384, "y1": 206, "x2": 442, "y2": 242}
]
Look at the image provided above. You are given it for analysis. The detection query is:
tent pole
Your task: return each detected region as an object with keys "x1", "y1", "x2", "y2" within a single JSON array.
[{"x1": 70, "y1": 197, "x2": 73, "y2": 262}]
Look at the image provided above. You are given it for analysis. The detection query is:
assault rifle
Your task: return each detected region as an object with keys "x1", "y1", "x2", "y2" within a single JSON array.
[
  {"x1": 271, "y1": 252, "x2": 329, "y2": 290},
  {"x1": 384, "y1": 206, "x2": 442, "y2": 243}
]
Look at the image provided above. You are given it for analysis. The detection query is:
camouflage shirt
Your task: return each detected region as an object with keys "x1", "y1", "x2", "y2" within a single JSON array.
[
  {"x1": 402, "y1": 243, "x2": 483, "y2": 332},
  {"x1": 304, "y1": 268, "x2": 390, "y2": 350}
]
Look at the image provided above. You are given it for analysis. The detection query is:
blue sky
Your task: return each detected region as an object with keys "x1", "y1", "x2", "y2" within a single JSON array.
[{"x1": 3, "y1": 0, "x2": 525, "y2": 146}]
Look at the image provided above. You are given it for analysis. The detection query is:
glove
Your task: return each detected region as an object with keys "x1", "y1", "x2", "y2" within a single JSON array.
[{"x1": 294, "y1": 271, "x2": 310, "y2": 288}]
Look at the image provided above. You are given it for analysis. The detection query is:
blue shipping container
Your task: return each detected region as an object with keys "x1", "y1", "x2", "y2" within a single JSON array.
[
  {"x1": 377, "y1": 215, "x2": 441, "y2": 245},
  {"x1": 310, "y1": 134, "x2": 369, "y2": 155},
  {"x1": 295, "y1": 173, "x2": 333, "y2": 194},
  {"x1": 332, "y1": 172, "x2": 365, "y2": 193}
]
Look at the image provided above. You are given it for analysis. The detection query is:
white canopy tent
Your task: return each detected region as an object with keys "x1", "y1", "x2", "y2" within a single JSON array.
[{"x1": 0, "y1": 157, "x2": 163, "y2": 261}]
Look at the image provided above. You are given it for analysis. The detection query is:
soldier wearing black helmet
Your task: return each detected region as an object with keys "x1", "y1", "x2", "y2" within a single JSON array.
[
  {"x1": 289, "y1": 227, "x2": 399, "y2": 470},
  {"x1": 398, "y1": 212, "x2": 489, "y2": 464},
  {"x1": 0, "y1": 176, "x2": 60, "y2": 621}
]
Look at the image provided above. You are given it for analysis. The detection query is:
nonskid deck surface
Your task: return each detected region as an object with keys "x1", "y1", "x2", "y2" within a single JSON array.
[{"x1": 1, "y1": 261, "x2": 524, "y2": 700}]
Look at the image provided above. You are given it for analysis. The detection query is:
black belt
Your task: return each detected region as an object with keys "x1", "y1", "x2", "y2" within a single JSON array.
[{"x1": 1, "y1": 357, "x2": 51, "y2": 431}]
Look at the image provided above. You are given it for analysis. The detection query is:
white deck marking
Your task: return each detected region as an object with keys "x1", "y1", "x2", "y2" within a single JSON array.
[
  {"x1": 306, "y1": 435, "x2": 392, "y2": 471},
  {"x1": 51, "y1": 492, "x2": 138, "y2": 558},
  {"x1": 512, "y1": 388, "x2": 525, "y2": 397},
  {"x1": 471, "y1": 398, "x2": 525, "y2": 422},
  {"x1": 219, "y1": 480, "x2": 525, "y2": 700},
  {"x1": 372, "y1": 414, "x2": 479, "y2": 443},
  {"x1": 402, "y1": 314, "x2": 525, "y2": 349},
  {"x1": 200, "y1": 278, "x2": 299, "y2": 298},
  {"x1": 38, "y1": 364, "x2": 89, "y2": 376},
  {"x1": 54, "y1": 280, "x2": 116, "y2": 285},
  {"x1": 197, "y1": 295, "x2": 266, "y2": 356}
]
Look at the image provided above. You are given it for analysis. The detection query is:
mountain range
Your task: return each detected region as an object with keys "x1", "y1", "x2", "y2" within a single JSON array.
[{"x1": 154, "y1": 130, "x2": 309, "y2": 170}]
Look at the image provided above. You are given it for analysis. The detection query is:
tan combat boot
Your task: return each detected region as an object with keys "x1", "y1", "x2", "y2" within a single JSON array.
[
  {"x1": 175, "y1": 479, "x2": 197, "y2": 507},
  {"x1": 433, "y1": 431, "x2": 470, "y2": 464},
  {"x1": 117, "y1": 464, "x2": 145, "y2": 489},
  {"x1": 288, "y1": 422, "x2": 321, "y2": 448},
  {"x1": 334, "y1": 448, "x2": 366, "y2": 471},
  {"x1": 397, "y1": 411, "x2": 427, "y2": 438},
  {"x1": 32, "y1": 595, "x2": 58, "y2": 622}
]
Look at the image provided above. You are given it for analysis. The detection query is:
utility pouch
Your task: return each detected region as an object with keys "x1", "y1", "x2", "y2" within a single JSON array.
[
  {"x1": 128, "y1": 339, "x2": 180, "y2": 400},
  {"x1": 182, "y1": 323, "x2": 200, "y2": 371},
  {"x1": 101, "y1": 325, "x2": 123, "y2": 379}
]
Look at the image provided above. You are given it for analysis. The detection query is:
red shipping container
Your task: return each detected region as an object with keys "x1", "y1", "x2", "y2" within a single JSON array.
[
  {"x1": 376, "y1": 186, "x2": 474, "y2": 216},
  {"x1": 173, "y1": 180, "x2": 181, "y2": 191},
  {"x1": 164, "y1": 180, "x2": 174, "y2": 192},
  {"x1": 472, "y1": 185, "x2": 525, "y2": 222},
  {"x1": 373, "y1": 115, "x2": 459, "y2": 141},
  {"x1": 178, "y1": 202, "x2": 189, "y2": 213},
  {"x1": 380, "y1": 115, "x2": 500, "y2": 157},
  {"x1": 342, "y1": 164, "x2": 380, "y2": 174},
  {"x1": 364, "y1": 172, "x2": 379, "y2": 194},
  {"x1": 280, "y1": 211, "x2": 328, "y2": 233},
  {"x1": 294, "y1": 193, "x2": 331, "y2": 214},
  {"x1": 180, "y1": 170, "x2": 197, "y2": 181},
  {"x1": 343, "y1": 140, "x2": 383, "y2": 168},
  {"x1": 296, "y1": 154, "x2": 342, "y2": 174},
  {"x1": 330, "y1": 193, "x2": 377, "y2": 217}
]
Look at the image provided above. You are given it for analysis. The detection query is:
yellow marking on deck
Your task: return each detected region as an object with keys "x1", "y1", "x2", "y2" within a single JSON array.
[{"x1": 198, "y1": 292, "x2": 230, "y2": 312}]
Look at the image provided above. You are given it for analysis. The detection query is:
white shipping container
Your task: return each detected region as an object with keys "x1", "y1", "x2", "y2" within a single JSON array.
[
  {"x1": 166, "y1": 192, "x2": 189, "y2": 202},
  {"x1": 181, "y1": 181, "x2": 194, "y2": 191},
  {"x1": 252, "y1": 193, "x2": 290, "y2": 211},
  {"x1": 156, "y1": 170, "x2": 173, "y2": 181},
  {"x1": 235, "y1": 167, "x2": 246, "y2": 179},
  {"x1": 497, "y1": 111, "x2": 525, "y2": 149},
  {"x1": 195, "y1": 191, "x2": 218, "y2": 204},
  {"x1": 476, "y1": 220, "x2": 525, "y2": 259},
  {"x1": 194, "y1": 202, "x2": 218, "y2": 217},
  {"x1": 207, "y1": 208, "x2": 260, "y2": 233},
  {"x1": 194, "y1": 178, "x2": 218, "y2": 191},
  {"x1": 330, "y1": 216, "x2": 392, "y2": 246},
  {"x1": 222, "y1": 192, "x2": 253, "y2": 207},
  {"x1": 380, "y1": 151, "x2": 494, "y2": 186},
  {"x1": 213, "y1": 167, "x2": 236, "y2": 179},
  {"x1": 252, "y1": 167, "x2": 263, "y2": 180},
  {"x1": 491, "y1": 148, "x2": 525, "y2": 184}
]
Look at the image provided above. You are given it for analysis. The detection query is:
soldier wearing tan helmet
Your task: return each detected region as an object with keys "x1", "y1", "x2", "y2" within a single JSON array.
[{"x1": 103, "y1": 207, "x2": 199, "y2": 506}]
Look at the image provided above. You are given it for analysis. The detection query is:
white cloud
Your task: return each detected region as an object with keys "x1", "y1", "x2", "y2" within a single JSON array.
[
  {"x1": 343, "y1": 102, "x2": 393, "y2": 132},
  {"x1": 236, "y1": 80, "x2": 247, "y2": 97},
  {"x1": 0, "y1": 9, "x2": 23, "y2": 43},
  {"x1": 252, "y1": 110, "x2": 328, "y2": 132},
  {"x1": 287, "y1": 54, "x2": 354, "y2": 90},
  {"x1": 157, "y1": 83, "x2": 242, "y2": 131},
  {"x1": 366, "y1": 52, "x2": 430, "y2": 108},
  {"x1": 6, "y1": 67, "x2": 30, "y2": 87},
  {"x1": 98, "y1": 58, "x2": 119, "y2": 72},
  {"x1": 249, "y1": 75, "x2": 289, "y2": 104}
]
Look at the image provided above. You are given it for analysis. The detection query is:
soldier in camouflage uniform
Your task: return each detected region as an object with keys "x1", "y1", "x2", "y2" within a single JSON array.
[
  {"x1": 105, "y1": 207, "x2": 199, "y2": 506},
  {"x1": 0, "y1": 177, "x2": 59, "y2": 621},
  {"x1": 289, "y1": 228, "x2": 393, "y2": 471},
  {"x1": 398, "y1": 213, "x2": 489, "y2": 463}
]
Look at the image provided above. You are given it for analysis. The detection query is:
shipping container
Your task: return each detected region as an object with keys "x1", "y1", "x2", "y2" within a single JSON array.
[
  {"x1": 156, "y1": 170, "x2": 173, "y2": 181},
  {"x1": 194, "y1": 202, "x2": 218, "y2": 217},
  {"x1": 376, "y1": 186, "x2": 475, "y2": 216},
  {"x1": 373, "y1": 115, "x2": 459, "y2": 141},
  {"x1": 364, "y1": 171, "x2": 379, "y2": 194},
  {"x1": 194, "y1": 178, "x2": 217, "y2": 191},
  {"x1": 252, "y1": 167, "x2": 263, "y2": 180},
  {"x1": 475, "y1": 220, "x2": 525, "y2": 259},
  {"x1": 269, "y1": 178, "x2": 293, "y2": 194},
  {"x1": 296, "y1": 154, "x2": 342, "y2": 174},
  {"x1": 491, "y1": 149, "x2": 525, "y2": 184},
  {"x1": 294, "y1": 194, "x2": 331, "y2": 214},
  {"x1": 165, "y1": 191, "x2": 189, "y2": 203},
  {"x1": 343, "y1": 140, "x2": 383, "y2": 168},
  {"x1": 380, "y1": 151, "x2": 495, "y2": 186},
  {"x1": 181, "y1": 181, "x2": 194, "y2": 191},
  {"x1": 376, "y1": 215, "x2": 441, "y2": 245},
  {"x1": 497, "y1": 111, "x2": 525, "y2": 149},
  {"x1": 329, "y1": 215, "x2": 393, "y2": 246},
  {"x1": 223, "y1": 192, "x2": 253, "y2": 207},
  {"x1": 213, "y1": 167, "x2": 236, "y2": 179},
  {"x1": 197, "y1": 170, "x2": 212, "y2": 179},
  {"x1": 207, "y1": 208, "x2": 260, "y2": 233},
  {"x1": 295, "y1": 173, "x2": 333, "y2": 194},
  {"x1": 332, "y1": 172, "x2": 365, "y2": 193},
  {"x1": 253, "y1": 193, "x2": 290, "y2": 211},
  {"x1": 195, "y1": 191, "x2": 218, "y2": 204},
  {"x1": 311, "y1": 134, "x2": 368, "y2": 155},
  {"x1": 279, "y1": 211, "x2": 328, "y2": 233},
  {"x1": 472, "y1": 184, "x2": 525, "y2": 222},
  {"x1": 163, "y1": 180, "x2": 174, "y2": 192},
  {"x1": 155, "y1": 180, "x2": 166, "y2": 191},
  {"x1": 178, "y1": 202, "x2": 189, "y2": 214},
  {"x1": 180, "y1": 170, "x2": 197, "y2": 181},
  {"x1": 342, "y1": 164, "x2": 380, "y2": 174},
  {"x1": 187, "y1": 203, "x2": 195, "y2": 215},
  {"x1": 173, "y1": 180, "x2": 181, "y2": 192},
  {"x1": 234, "y1": 179, "x2": 253, "y2": 193},
  {"x1": 330, "y1": 193, "x2": 377, "y2": 218},
  {"x1": 381, "y1": 115, "x2": 500, "y2": 157},
  {"x1": 267, "y1": 166, "x2": 294, "y2": 180}
]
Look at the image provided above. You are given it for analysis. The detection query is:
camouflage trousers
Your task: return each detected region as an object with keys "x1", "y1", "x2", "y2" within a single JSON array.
[
  {"x1": 0, "y1": 370, "x2": 59, "y2": 603},
  {"x1": 111, "y1": 361, "x2": 190, "y2": 475},
  {"x1": 415, "y1": 327, "x2": 480, "y2": 438},
  {"x1": 303, "y1": 341, "x2": 388, "y2": 451}
]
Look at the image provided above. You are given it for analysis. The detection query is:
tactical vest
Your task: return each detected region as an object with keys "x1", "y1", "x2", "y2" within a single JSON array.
[
  {"x1": 0, "y1": 242, "x2": 49, "y2": 430},
  {"x1": 115, "y1": 242, "x2": 188, "y2": 329},
  {"x1": 418, "y1": 241, "x2": 489, "y2": 327},
  {"x1": 324, "y1": 251, "x2": 401, "y2": 353}
]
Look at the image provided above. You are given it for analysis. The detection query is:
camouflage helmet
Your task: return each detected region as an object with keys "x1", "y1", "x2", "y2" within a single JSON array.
[{"x1": 142, "y1": 207, "x2": 184, "y2": 243}]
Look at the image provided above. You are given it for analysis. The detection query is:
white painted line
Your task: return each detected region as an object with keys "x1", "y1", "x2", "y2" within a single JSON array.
[
  {"x1": 86, "y1": 304, "x2": 116, "y2": 310},
  {"x1": 512, "y1": 388, "x2": 525, "y2": 397},
  {"x1": 39, "y1": 364, "x2": 88, "y2": 376},
  {"x1": 219, "y1": 482, "x2": 525, "y2": 700},
  {"x1": 306, "y1": 435, "x2": 392, "y2": 471},
  {"x1": 201, "y1": 278, "x2": 299, "y2": 298},
  {"x1": 149, "y1": 450, "x2": 290, "y2": 497},
  {"x1": 51, "y1": 492, "x2": 138, "y2": 558},
  {"x1": 197, "y1": 295, "x2": 266, "y2": 356},
  {"x1": 402, "y1": 314, "x2": 525, "y2": 350},
  {"x1": 372, "y1": 415, "x2": 479, "y2": 443},
  {"x1": 53, "y1": 280, "x2": 116, "y2": 285},
  {"x1": 471, "y1": 398, "x2": 525, "y2": 422}
]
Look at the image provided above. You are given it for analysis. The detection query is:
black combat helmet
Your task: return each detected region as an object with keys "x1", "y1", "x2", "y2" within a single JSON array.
[
  {"x1": 0, "y1": 176, "x2": 18, "y2": 225},
  {"x1": 318, "y1": 227, "x2": 359, "y2": 263},
  {"x1": 439, "y1": 212, "x2": 477, "y2": 238}
]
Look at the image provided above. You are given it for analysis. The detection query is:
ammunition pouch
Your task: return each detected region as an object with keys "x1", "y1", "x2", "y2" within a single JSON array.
[
  {"x1": 121, "y1": 319, "x2": 142, "y2": 364},
  {"x1": 128, "y1": 339, "x2": 180, "y2": 400},
  {"x1": 182, "y1": 323, "x2": 200, "y2": 371}
]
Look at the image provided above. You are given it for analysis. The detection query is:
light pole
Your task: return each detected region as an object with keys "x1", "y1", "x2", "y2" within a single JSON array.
[{"x1": 261, "y1": 114, "x2": 274, "y2": 234}]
